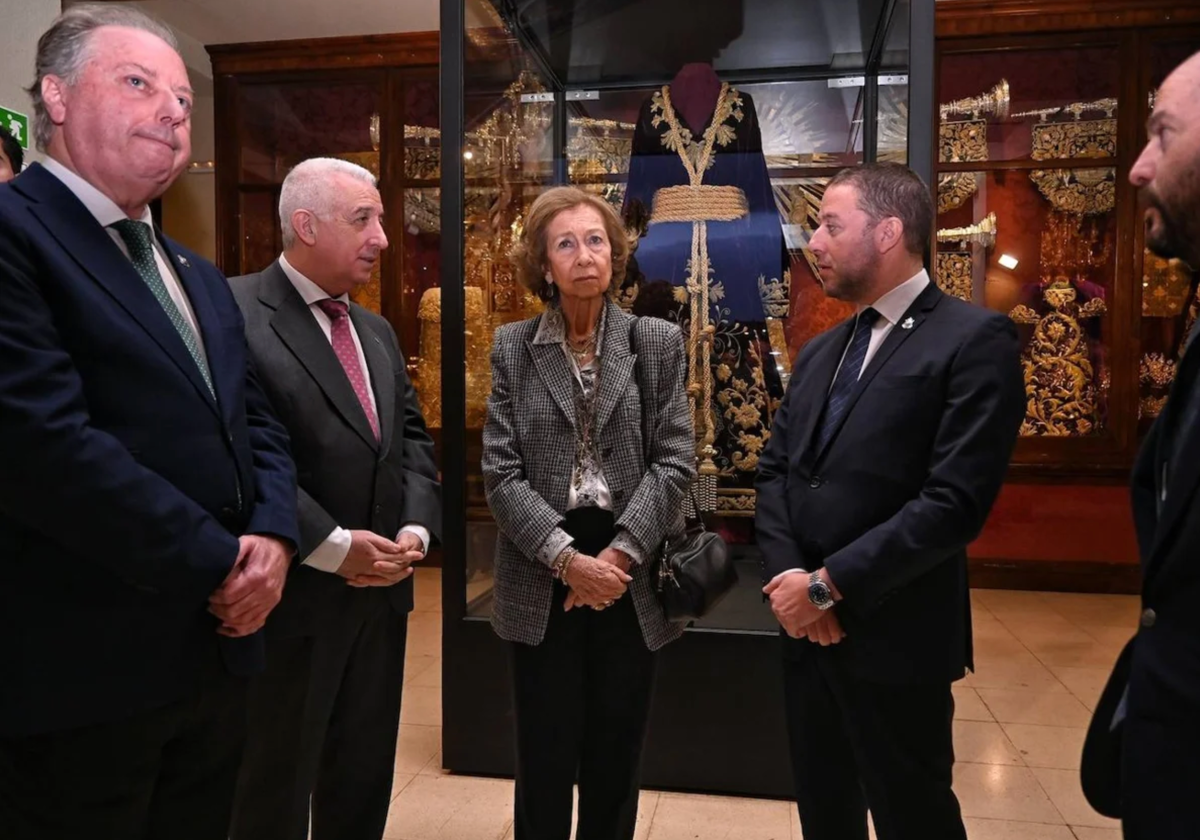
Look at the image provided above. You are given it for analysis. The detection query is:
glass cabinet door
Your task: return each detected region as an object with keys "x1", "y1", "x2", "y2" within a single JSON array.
[
  {"x1": 452, "y1": 0, "x2": 915, "y2": 631},
  {"x1": 461, "y1": 0, "x2": 557, "y2": 617},
  {"x1": 233, "y1": 77, "x2": 386, "y2": 281},
  {"x1": 935, "y1": 39, "x2": 1128, "y2": 462}
]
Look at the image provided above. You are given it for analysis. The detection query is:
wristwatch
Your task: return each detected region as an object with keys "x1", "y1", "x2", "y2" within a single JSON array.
[{"x1": 808, "y1": 571, "x2": 835, "y2": 611}]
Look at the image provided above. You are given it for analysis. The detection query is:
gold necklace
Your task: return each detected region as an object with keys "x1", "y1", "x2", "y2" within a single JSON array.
[{"x1": 565, "y1": 331, "x2": 597, "y2": 363}]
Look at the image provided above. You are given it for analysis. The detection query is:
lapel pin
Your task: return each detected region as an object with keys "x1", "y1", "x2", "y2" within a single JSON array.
[
  {"x1": 176, "y1": 254, "x2": 191, "y2": 268},
  {"x1": 901, "y1": 317, "x2": 915, "y2": 330}
]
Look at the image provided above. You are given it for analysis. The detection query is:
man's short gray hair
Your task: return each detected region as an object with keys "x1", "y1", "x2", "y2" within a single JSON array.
[
  {"x1": 279, "y1": 158, "x2": 379, "y2": 249},
  {"x1": 26, "y1": 4, "x2": 180, "y2": 152}
]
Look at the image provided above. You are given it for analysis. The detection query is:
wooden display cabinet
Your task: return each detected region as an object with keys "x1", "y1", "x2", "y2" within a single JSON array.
[{"x1": 936, "y1": 1, "x2": 1200, "y2": 590}]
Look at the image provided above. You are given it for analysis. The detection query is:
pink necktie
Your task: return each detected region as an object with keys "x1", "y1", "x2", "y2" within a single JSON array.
[{"x1": 316, "y1": 298, "x2": 379, "y2": 441}]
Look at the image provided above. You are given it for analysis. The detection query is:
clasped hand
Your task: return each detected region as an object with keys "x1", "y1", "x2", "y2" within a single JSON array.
[
  {"x1": 762, "y1": 572, "x2": 846, "y2": 646},
  {"x1": 208, "y1": 534, "x2": 291, "y2": 638},
  {"x1": 563, "y1": 548, "x2": 632, "y2": 611},
  {"x1": 342, "y1": 530, "x2": 424, "y2": 588}
]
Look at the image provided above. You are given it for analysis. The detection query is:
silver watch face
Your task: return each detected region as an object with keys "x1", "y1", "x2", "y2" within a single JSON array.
[{"x1": 808, "y1": 577, "x2": 833, "y2": 609}]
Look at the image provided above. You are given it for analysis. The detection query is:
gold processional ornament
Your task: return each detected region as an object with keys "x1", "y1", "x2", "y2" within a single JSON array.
[
  {"x1": 934, "y1": 212, "x2": 998, "y2": 302},
  {"x1": 938, "y1": 80, "x2": 1009, "y2": 214}
]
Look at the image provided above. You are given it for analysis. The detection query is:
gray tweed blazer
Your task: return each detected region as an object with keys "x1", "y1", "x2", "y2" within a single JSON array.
[{"x1": 482, "y1": 300, "x2": 695, "y2": 651}]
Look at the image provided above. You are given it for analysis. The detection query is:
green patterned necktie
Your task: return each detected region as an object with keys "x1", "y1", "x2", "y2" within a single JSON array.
[{"x1": 109, "y1": 219, "x2": 214, "y2": 396}]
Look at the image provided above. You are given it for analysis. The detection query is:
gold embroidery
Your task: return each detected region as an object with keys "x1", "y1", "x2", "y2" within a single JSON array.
[
  {"x1": 1143, "y1": 250, "x2": 1192, "y2": 317},
  {"x1": 1009, "y1": 214, "x2": 1111, "y2": 437},
  {"x1": 417, "y1": 287, "x2": 492, "y2": 428},
  {"x1": 759, "y1": 273, "x2": 791, "y2": 319},
  {"x1": 935, "y1": 252, "x2": 973, "y2": 302},
  {"x1": 937, "y1": 172, "x2": 980, "y2": 214},
  {"x1": 1029, "y1": 168, "x2": 1116, "y2": 216},
  {"x1": 1031, "y1": 119, "x2": 1116, "y2": 161}
]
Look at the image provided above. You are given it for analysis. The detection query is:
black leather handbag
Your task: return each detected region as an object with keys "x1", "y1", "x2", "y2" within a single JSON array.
[
  {"x1": 656, "y1": 501, "x2": 738, "y2": 622},
  {"x1": 628, "y1": 318, "x2": 738, "y2": 622}
]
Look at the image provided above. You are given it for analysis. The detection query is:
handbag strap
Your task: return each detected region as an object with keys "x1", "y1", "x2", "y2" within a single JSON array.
[{"x1": 628, "y1": 316, "x2": 705, "y2": 537}]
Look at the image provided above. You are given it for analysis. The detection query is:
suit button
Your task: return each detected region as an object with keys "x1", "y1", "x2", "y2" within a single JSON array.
[
  {"x1": 221, "y1": 507, "x2": 236, "y2": 519},
  {"x1": 374, "y1": 505, "x2": 382, "y2": 516},
  {"x1": 809, "y1": 476, "x2": 823, "y2": 489},
  {"x1": 1141, "y1": 608, "x2": 1157, "y2": 629}
]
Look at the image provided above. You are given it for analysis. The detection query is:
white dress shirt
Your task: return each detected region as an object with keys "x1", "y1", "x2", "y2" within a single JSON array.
[
  {"x1": 43, "y1": 158, "x2": 207, "y2": 360},
  {"x1": 831, "y1": 268, "x2": 931, "y2": 384},
  {"x1": 781, "y1": 268, "x2": 931, "y2": 579},
  {"x1": 278, "y1": 254, "x2": 429, "y2": 573}
]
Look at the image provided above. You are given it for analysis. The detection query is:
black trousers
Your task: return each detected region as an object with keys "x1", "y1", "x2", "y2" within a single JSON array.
[
  {"x1": 511, "y1": 507, "x2": 658, "y2": 840},
  {"x1": 230, "y1": 596, "x2": 409, "y2": 840},
  {"x1": 783, "y1": 645, "x2": 966, "y2": 840},
  {"x1": 0, "y1": 647, "x2": 246, "y2": 840}
]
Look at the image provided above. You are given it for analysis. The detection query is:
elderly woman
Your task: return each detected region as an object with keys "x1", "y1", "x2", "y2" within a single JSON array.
[{"x1": 483, "y1": 186, "x2": 695, "y2": 840}]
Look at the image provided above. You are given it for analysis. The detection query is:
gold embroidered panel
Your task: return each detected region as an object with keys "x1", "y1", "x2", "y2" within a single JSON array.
[
  {"x1": 939, "y1": 119, "x2": 988, "y2": 165},
  {"x1": 935, "y1": 252, "x2": 973, "y2": 302},
  {"x1": 937, "y1": 172, "x2": 980, "y2": 214},
  {"x1": 1143, "y1": 250, "x2": 1193, "y2": 317},
  {"x1": 1031, "y1": 119, "x2": 1117, "y2": 162},
  {"x1": 1029, "y1": 168, "x2": 1116, "y2": 216}
]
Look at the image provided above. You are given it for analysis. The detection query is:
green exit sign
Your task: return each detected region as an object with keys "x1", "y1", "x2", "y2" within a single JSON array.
[{"x1": 0, "y1": 106, "x2": 30, "y2": 151}]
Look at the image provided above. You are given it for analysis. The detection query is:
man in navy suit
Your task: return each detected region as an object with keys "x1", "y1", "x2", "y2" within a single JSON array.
[
  {"x1": 0, "y1": 7, "x2": 297, "y2": 839},
  {"x1": 1082, "y1": 51, "x2": 1200, "y2": 840},
  {"x1": 756, "y1": 163, "x2": 1025, "y2": 840}
]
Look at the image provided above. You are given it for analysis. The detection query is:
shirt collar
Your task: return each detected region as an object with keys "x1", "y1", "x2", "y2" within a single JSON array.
[
  {"x1": 42, "y1": 157, "x2": 154, "y2": 230},
  {"x1": 533, "y1": 302, "x2": 607, "y2": 355},
  {"x1": 865, "y1": 268, "x2": 930, "y2": 327},
  {"x1": 279, "y1": 253, "x2": 350, "y2": 307}
]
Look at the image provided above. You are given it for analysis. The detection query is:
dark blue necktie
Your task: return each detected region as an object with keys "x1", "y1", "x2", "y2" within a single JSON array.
[{"x1": 816, "y1": 307, "x2": 879, "y2": 452}]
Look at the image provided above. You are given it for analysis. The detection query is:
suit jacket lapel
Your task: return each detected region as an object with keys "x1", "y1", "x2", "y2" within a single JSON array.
[
  {"x1": 594, "y1": 303, "x2": 635, "y2": 437},
  {"x1": 527, "y1": 313, "x2": 578, "y2": 432},
  {"x1": 264, "y1": 264, "x2": 380, "y2": 451},
  {"x1": 20, "y1": 165, "x2": 219, "y2": 414},
  {"x1": 797, "y1": 320, "x2": 855, "y2": 468},
  {"x1": 812, "y1": 283, "x2": 942, "y2": 462},
  {"x1": 350, "y1": 307, "x2": 396, "y2": 457}
]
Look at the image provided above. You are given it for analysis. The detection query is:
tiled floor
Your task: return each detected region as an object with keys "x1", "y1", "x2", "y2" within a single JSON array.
[{"x1": 385, "y1": 570, "x2": 1132, "y2": 840}]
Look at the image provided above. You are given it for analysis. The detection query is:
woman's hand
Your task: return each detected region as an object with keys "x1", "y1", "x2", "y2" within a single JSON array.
[
  {"x1": 597, "y1": 546, "x2": 631, "y2": 573},
  {"x1": 563, "y1": 554, "x2": 631, "y2": 610}
]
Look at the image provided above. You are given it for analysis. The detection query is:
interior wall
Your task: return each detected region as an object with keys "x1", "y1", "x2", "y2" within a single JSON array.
[
  {"x1": 162, "y1": 93, "x2": 217, "y2": 261},
  {"x1": 0, "y1": 0, "x2": 62, "y2": 169}
]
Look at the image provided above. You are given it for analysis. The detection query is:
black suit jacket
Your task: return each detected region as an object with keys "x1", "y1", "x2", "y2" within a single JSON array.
[
  {"x1": 0, "y1": 164, "x2": 298, "y2": 737},
  {"x1": 755, "y1": 283, "x2": 1024, "y2": 684},
  {"x1": 1082, "y1": 329, "x2": 1200, "y2": 815},
  {"x1": 231, "y1": 261, "x2": 441, "y2": 635}
]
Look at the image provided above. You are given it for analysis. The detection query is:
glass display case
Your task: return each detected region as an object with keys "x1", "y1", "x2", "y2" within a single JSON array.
[
  {"x1": 208, "y1": 37, "x2": 441, "y2": 413},
  {"x1": 933, "y1": 28, "x2": 1200, "y2": 475},
  {"x1": 440, "y1": 0, "x2": 932, "y2": 797}
]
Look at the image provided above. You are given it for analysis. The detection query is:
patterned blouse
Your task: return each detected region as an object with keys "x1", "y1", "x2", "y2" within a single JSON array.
[{"x1": 531, "y1": 304, "x2": 644, "y2": 566}]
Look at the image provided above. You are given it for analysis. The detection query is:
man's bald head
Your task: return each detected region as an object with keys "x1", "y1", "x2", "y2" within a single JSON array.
[{"x1": 1131, "y1": 51, "x2": 1200, "y2": 267}]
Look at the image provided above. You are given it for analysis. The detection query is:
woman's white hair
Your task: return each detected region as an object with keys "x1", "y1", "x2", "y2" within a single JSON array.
[{"x1": 279, "y1": 157, "x2": 378, "y2": 248}]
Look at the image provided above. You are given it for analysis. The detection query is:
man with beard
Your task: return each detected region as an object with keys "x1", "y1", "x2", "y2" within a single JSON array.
[
  {"x1": 755, "y1": 163, "x2": 1025, "y2": 840},
  {"x1": 0, "y1": 6, "x2": 297, "y2": 838},
  {"x1": 1083, "y1": 52, "x2": 1200, "y2": 840}
]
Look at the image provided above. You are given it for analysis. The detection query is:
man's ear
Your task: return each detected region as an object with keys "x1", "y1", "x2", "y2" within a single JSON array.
[
  {"x1": 875, "y1": 217, "x2": 904, "y2": 256},
  {"x1": 293, "y1": 210, "x2": 319, "y2": 246},
  {"x1": 41, "y1": 75, "x2": 69, "y2": 130}
]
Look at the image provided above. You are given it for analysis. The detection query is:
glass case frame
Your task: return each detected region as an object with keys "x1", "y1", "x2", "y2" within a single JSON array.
[{"x1": 439, "y1": 0, "x2": 934, "y2": 797}]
